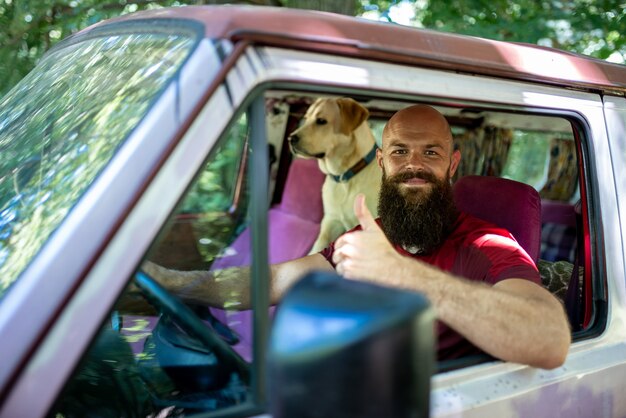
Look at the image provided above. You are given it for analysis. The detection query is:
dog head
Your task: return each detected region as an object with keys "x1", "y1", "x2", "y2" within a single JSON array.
[{"x1": 288, "y1": 97, "x2": 369, "y2": 160}]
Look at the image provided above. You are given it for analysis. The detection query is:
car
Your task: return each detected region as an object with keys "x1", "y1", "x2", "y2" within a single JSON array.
[{"x1": 1, "y1": 4, "x2": 626, "y2": 417}]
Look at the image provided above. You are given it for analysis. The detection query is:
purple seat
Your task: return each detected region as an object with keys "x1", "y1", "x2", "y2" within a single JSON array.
[
  {"x1": 211, "y1": 157, "x2": 325, "y2": 269},
  {"x1": 267, "y1": 157, "x2": 325, "y2": 262},
  {"x1": 277, "y1": 158, "x2": 325, "y2": 223},
  {"x1": 541, "y1": 200, "x2": 576, "y2": 226},
  {"x1": 540, "y1": 200, "x2": 577, "y2": 263},
  {"x1": 208, "y1": 158, "x2": 326, "y2": 361},
  {"x1": 453, "y1": 175, "x2": 542, "y2": 262}
]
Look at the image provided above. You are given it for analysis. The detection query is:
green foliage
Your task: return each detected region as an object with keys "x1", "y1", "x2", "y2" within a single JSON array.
[
  {"x1": 562, "y1": 1, "x2": 626, "y2": 60},
  {"x1": 0, "y1": 0, "x2": 280, "y2": 97},
  {"x1": 0, "y1": 0, "x2": 165, "y2": 95},
  {"x1": 421, "y1": 0, "x2": 556, "y2": 42},
  {"x1": 171, "y1": 112, "x2": 251, "y2": 265},
  {"x1": 501, "y1": 131, "x2": 551, "y2": 189},
  {"x1": 0, "y1": 30, "x2": 194, "y2": 295},
  {"x1": 416, "y1": 0, "x2": 625, "y2": 62},
  {"x1": 181, "y1": 114, "x2": 248, "y2": 214}
]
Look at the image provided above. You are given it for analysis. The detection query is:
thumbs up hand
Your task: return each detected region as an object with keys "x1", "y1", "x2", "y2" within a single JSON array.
[{"x1": 332, "y1": 194, "x2": 404, "y2": 282}]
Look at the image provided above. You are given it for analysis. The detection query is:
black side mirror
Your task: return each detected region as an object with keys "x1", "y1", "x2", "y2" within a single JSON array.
[{"x1": 268, "y1": 271, "x2": 434, "y2": 418}]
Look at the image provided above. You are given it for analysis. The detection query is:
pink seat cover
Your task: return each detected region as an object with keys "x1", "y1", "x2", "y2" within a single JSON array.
[{"x1": 453, "y1": 175, "x2": 542, "y2": 262}]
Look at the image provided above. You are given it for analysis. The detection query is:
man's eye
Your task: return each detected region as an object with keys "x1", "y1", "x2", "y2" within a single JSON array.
[
  {"x1": 316, "y1": 118, "x2": 327, "y2": 125},
  {"x1": 425, "y1": 150, "x2": 438, "y2": 156},
  {"x1": 391, "y1": 149, "x2": 407, "y2": 155}
]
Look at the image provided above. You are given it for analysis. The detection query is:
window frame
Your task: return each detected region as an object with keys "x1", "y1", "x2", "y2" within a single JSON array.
[{"x1": 238, "y1": 45, "x2": 611, "y2": 416}]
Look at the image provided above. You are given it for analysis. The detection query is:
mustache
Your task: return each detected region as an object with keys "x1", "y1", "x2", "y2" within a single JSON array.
[{"x1": 385, "y1": 170, "x2": 438, "y2": 184}]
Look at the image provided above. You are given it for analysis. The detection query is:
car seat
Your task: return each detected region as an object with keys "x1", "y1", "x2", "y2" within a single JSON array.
[
  {"x1": 207, "y1": 158, "x2": 326, "y2": 361},
  {"x1": 540, "y1": 199, "x2": 577, "y2": 263},
  {"x1": 210, "y1": 157, "x2": 325, "y2": 270},
  {"x1": 453, "y1": 175, "x2": 542, "y2": 263}
]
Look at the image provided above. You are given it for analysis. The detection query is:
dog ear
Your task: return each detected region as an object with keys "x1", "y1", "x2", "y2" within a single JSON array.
[{"x1": 337, "y1": 98, "x2": 369, "y2": 135}]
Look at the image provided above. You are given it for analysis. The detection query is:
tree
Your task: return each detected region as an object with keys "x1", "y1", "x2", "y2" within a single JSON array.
[
  {"x1": 415, "y1": 0, "x2": 625, "y2": 62},
  {"x1": 0, "y1": 0, "x2": 184, "y2": 96},
  {"x1": 0, "y1": 0, "x2": 364, "y2": 96}
]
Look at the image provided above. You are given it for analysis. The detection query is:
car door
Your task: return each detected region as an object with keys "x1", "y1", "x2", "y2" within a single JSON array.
[{"x1": 235, "y1": 45, "x2": 621, "y2": 417}]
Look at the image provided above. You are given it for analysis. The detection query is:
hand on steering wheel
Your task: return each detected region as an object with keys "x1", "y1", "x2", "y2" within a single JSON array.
[{"x1": 133, "y1": 270, "x2": 249, "y2": 381}]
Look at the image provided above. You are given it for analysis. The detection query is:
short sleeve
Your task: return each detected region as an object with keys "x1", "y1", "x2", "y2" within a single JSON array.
[
  {"x1": 474, "y1": 234, "x2": 540, "y2": 284},
  {"x1": 317, "y1": 224, "x2": 364, "y2": 268},
  {"x1": 319, "y1": 241, "x2": 337, "y2": 268}
]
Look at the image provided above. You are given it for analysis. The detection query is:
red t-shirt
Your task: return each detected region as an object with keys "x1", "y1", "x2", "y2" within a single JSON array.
[{"x1": 319, "y1": 211, "x2": 540, "y2": 361}]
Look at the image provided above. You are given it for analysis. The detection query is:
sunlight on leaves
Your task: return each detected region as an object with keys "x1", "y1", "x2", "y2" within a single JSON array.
[{"x1": 0, "y1": 31, "x2": 196, "y2": 297}]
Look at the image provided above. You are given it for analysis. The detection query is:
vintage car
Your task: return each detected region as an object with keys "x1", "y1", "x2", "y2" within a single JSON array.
[{"x1": 1, "y1": 5, "x2": 625, "y2": 417}]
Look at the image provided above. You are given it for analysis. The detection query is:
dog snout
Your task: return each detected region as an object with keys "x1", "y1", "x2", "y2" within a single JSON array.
[{"x1": 288, "y1": 133, "x2": 300, "y2": 144}]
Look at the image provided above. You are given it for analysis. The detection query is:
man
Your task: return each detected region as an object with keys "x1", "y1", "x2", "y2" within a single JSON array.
[{"x1": 145, "y1": 104, "x2": 570, "y2": 369}]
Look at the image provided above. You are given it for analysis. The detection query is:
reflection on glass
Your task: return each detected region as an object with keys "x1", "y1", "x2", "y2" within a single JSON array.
[
  {"x1": 53, "y1": 113, "x2": 253, "y2": 416},
  {"x1": 0, "y1": 31, "x2": 195, "y2": 298}
]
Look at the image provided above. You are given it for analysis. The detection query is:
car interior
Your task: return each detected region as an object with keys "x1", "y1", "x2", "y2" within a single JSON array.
[{"x1": 51, "y1": 90, "x2": 590, "y2": 415}]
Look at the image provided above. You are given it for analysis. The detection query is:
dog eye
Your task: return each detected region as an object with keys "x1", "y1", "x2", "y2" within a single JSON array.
[{"x1": 316, "y1": 118, "x2": 327, "y2": 125}]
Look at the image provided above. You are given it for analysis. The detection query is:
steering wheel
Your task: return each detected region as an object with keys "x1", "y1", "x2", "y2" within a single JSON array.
[{"x1": 133, "y1": 270, "x2": 249, "y2": 382}]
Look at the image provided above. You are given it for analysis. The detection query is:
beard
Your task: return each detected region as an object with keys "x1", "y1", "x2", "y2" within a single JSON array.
[{"x1": 378, "y1": 169, "x2": 459, "y2": 254}]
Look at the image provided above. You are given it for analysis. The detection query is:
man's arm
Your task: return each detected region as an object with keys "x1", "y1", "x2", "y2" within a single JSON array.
[
  {"x1": 332, "y1": 195, "x2": 571, "y2": 369},
  {"x1": 380, "y1": 263, "x2": 569, "y2": 369},
  {"x1": 141, "y1": 253, "x2": 333, "y2": 310}
]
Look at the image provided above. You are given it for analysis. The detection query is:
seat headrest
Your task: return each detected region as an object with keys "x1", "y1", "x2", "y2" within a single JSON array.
[
  {"x1": 541, "y1": 199, "x2": 576, "y2": 227},
  {"x1": 453, "y1": 175, "x2": 542, "y2": 262}
]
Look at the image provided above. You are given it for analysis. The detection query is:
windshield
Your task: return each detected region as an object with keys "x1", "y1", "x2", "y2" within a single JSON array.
[{"x1": 0, "y1": 25, "x2": 198, "y2": 298}]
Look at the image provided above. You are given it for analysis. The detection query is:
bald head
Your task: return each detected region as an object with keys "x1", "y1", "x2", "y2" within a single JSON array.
[
  {"x1": 382, "y1": 104, "x2": 453, "y2": 148},
  {"x1": 377, "y1": 104, "x2": 460, "y2": 182}
]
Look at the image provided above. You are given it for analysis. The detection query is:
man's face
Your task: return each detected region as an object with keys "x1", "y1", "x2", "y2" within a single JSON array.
[
  {"x1": 376, "y1": 105, "x2": 460, "y2": 196},
  {"x1": 375, "y1": 105, "x2": 461, "y2": 251}
]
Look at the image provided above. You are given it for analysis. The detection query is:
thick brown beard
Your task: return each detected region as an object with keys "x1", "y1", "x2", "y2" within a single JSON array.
[{"x1": 377, "y1": 169, "x2": 459, "y2": 253}]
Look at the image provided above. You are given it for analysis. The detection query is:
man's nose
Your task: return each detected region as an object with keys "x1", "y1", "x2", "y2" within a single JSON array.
[{"x1": 404, "y1": 153, "x2": 425, "y2": 172}]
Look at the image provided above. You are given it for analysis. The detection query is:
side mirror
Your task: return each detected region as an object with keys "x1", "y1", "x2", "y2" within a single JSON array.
[{"x1": 268, "y1": 271, "x2": 434, "y2": 418}]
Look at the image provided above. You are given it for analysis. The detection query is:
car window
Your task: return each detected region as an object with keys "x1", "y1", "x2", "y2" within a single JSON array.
[
  {"x1": 162, "y1": 114, "x2": 249, "y2": 269},
  {"x1": 51, "y1": 112, "x2": 253, "y2": 417},
  {"x1": 283, "y1": 95, "x2": 590, "y2": 337},
  {"x1": 0, "y1": 28, "x2": 197, "y2": 300},
  {"x1": 450, "y1": 110, "x2": 584, "y2": 317},
  {"x1": 501, "y1": 131, "x2": 551, "y2": 191}
]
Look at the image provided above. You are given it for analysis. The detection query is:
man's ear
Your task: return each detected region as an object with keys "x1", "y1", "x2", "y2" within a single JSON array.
[
  {"x1": 449, "y1": 149, "x2": 461, "y2": 177},
  {"x1": 337, "y1": 98, "x2": 369, "y2": 135},
  {"x1": 376, "y1": 148, "x2": 384, "y2": 169}
]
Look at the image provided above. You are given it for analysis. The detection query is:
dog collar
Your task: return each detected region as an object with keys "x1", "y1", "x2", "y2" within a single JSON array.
[{"x1": 330, "y1": 144, "x2": 378, "y2": 183}]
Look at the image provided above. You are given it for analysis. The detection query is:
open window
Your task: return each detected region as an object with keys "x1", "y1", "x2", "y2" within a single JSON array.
[
  {"x1": 262, "y1": 91, "x2": 596, "y2": 346},
  {"x1": 50, "y1": 87, "x2": 600, "y2": 416},
  {"x1": 51, "y1": 109, "x2": 258, "y2": 416}
]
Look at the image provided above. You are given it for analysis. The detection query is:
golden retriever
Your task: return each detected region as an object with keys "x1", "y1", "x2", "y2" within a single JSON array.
[{"x1": 288, "y1": 97, "x2": 381, "y2": 253}]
